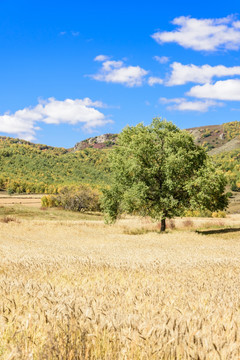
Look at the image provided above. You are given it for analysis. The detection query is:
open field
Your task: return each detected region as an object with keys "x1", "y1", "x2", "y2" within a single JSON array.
[
  {"x1": 1, "y1": 190, "x2": 240, "y2": 214},
  {"x1": 0, "y1": 193, "x2": 42, "y2": 208},
  {"x1": 1, "y1": 207, "x2": 240, "y2": 359}
]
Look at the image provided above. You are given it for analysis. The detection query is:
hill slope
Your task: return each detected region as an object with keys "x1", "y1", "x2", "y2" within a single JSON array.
[
  {"x1": 0, "y1": 137, "x2": 110, "y2": 193},
  {"x1": 187, "y1": 121, "x2": 240, "y2": 153},
  {"x1": 1, "y1": 121, "x2": 240, "y2": 195},
  {"x1": 73, "y1": 121, "x2": 240, "y2": 154}
]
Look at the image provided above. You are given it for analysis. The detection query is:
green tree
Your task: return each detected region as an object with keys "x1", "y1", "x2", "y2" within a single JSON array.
[{"x1": 102, "y1": 118, "x2": 228, "y2": 231}]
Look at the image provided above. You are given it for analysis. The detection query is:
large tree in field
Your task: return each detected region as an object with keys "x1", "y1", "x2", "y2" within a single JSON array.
[{"x1": 102, "y1": 118, "x2": 228, "y2": 231}]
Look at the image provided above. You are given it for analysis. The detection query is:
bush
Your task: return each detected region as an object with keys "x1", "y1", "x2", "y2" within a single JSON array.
[
  {"x1": 184, "y1": 209, "x2": 212, "y2": 217},
  {"x1": 41, "y1": 195, "x2": 59, "y2": 208},
  {"x1": 231, "y1": 182, "x2": 239, "y2": 191},
  {"x1": 7, "y1": 187, "x2": 15, "y2": 195},
  {"x1": 41, "y1": 186, "x2": 101, "y2": 212},
  {"x1": 226, "y1": 191, "x2": 233, "y2": 198},
  {"x1": 211, "y1": 211, "x2": 226, "y2": 218}
]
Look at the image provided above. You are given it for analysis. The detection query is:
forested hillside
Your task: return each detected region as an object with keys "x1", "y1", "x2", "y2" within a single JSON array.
[
  {"x1": 187, "y1": 121, "x2": 240, "y2": 191},
  {"x1": 0, "y1": 137, "x2": 109, "y2": 193},
  {"x1": 1, "y1": 120, "x2": 240, "y2": 194}
]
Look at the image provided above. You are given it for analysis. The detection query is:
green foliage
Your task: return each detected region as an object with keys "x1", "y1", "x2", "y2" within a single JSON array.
[
  {"x1": 201, "y1": 129, "x2": 211, "y2": 138},
  {"x1": 41, "y1": 195, "x2": 59, "y2": 208},
  {"x1": 0, "y1": 138, "x2": 110, "y2": 193},
  {"x1": 185, "y1": 162, "x2": 228, "y2": 212},
  {"x1": 102, "y1": 118, "x2": 228, "y2": 227},
  {"x1": 223, "y1": 121, "x2": 240, "y2": 140},
  {"x1": 1, "y1": 123, "x2": 240, "y2": 201},
  {"x1": 214, "y1": 148, "x2": 240, "y2": 191}
]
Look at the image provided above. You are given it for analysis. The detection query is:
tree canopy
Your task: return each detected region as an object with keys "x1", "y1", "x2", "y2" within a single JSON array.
[{"x1": 102, "y1": 118, "x2": 228, "y2": 231}]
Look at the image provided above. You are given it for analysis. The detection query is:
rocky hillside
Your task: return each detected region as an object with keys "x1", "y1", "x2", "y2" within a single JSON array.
[
  {"x1": 73, "y1": 121, "x2": 240, "y2": 155},
  {"x1": 187, "y1": 121, "x2": 240, "y2": 154},
  {"x1": 74, "y1": 134, "x2": 118, "y2": 151}
]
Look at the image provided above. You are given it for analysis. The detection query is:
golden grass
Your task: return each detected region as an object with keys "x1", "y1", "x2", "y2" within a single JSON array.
[
  {"x1": 0, "y1": 204, "x2": 103, "y2": 221},
  {"x1": 1, "y1": 214, "x2": 240, "y2": 359},
  {"x1": 0, "y1": 193, "x2": 42, "y2": 208}
]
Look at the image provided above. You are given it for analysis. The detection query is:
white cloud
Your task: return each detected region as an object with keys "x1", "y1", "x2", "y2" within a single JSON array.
[
  {"x1": 59, "y1": 31, "x2": 80, "y2": 37},
  {"x1": 152, "y1": 15, "x2": 240, "y2": 51},
  {"x1": 153, "y1": 56, "x2": 170, "y2": 64},
  {"x1": 91, "y1": 59, "x2": 148, "y2": 87},
  {"x1": 160, "y1": 97, "x2": 183, "y2": 104},
  {"x1": 160, "y1": 97, "x2": 222, "y2": 112},
  {"x1": 188, "y1": 79, "x2": 240, "y2": 101},
  {"x1": 0, "y1": 98, "x2": 112, "y2": 141},
  {"x1": 94, "y1": 54, "x2": 110, "y2": 62},
  {"x1": 0, "y1": 116, "x2": 38, "y2": 141},
  {"x1": 167, "y1": 62, "x2": 240, "y2": 86},
  {"x1": 148, "y1": 76, "x2": 164, "y2": 86}
]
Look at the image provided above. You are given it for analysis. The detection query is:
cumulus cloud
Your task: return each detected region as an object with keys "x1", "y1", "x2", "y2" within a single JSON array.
[
  {"x1": 167, "y1": 62, "x2": 240, "y2": 86},
  {"x1": 91, "y1": 58, "x2": 148, "y2": 87},
  {"x1": 153, "y1": 56, "x2": 170, "y2": 64},
  {"x1": 94, "y1": 54, "x2": 110, "y2": 62},
  {"x1": 160, "y1": 97, "x2": 222, "y2": 112},
  {"x1": 152, "y1": 15, "x2": 240, "y2": 51},
  {"x1": 0, "y1": 98, "x2": 112, "y2": 141},
  {"x1": 148, "y1": 77, "x2": 164, "y2": 86},
  {"x1": 187, "y1": 79, "x2": 240, "y2": 101}
]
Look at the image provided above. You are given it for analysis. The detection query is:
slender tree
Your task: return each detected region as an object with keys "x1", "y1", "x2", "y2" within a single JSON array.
[{"x1": 102, "y1": 118, "x2": 228, "y2": 231}]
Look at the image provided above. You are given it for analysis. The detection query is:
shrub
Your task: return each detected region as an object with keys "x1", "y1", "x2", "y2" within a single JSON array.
[
  {"x1": 41, "y1": 195, "x2": 59, "y2": 208},
  {"x1": 212, "y1": 211, "x2": 226, "y2": 218},
  {"x1": 231, "y1": 182, "x2": 239, "y2": 191},
  {"x1": 7, "y1": 187, "x2": 15, "y2": 195},
  {"x1": 41, "y1": 186, "x2": 101, "y2": 212},
  {"x1": 60, "y1": 187, "x2": 100, "y2": 212},
  {"x1": 184, "y1": 209, "x2": 212, "y2": 217}
]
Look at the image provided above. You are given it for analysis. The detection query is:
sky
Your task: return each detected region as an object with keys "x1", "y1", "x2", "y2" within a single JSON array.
[{"x1": 0, "y1": 0, "x2": 240, "y2": 147}]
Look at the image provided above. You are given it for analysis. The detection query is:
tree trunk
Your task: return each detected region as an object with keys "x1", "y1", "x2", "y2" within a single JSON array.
[{"x1": 161, "y1": 217, "x2": 166, "y2": 232}]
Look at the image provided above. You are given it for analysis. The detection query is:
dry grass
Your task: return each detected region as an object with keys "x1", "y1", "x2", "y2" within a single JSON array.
[
  {"x1": 0, "y1": 193, "x2": 42, "y2": 208},
  {"x1": 0, "y1": 215, "x2": 20, "y2": 223},
  {"x1": 1, "y1": 214, "x2": 240, "y2": 359},
  {"x1": 0, "y1": 204, "x2": 103, "y2": 222}
]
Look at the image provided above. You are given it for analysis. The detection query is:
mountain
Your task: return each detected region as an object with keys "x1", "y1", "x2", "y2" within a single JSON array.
[
  {"x1": 0, "y1": 121, "x2": 240, "y2": 197},
  {"x1": 73, "y1": 121, "x2": 240, "y2": 155}
]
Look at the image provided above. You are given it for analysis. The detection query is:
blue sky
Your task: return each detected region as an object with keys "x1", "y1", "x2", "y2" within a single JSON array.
[{"x1": 0, "y1": 0, "x2": 240, "y2": 147}]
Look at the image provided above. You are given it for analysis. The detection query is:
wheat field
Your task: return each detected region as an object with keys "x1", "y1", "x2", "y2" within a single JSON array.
[{"x1": 1, "y1": 214, "x2": 240, "y2": 359}]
